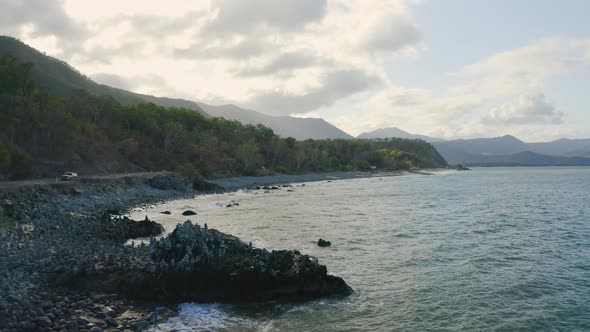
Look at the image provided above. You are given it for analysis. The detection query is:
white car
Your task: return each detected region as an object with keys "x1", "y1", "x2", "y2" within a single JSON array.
[{"x1": 60, "y1": 172, "x2": 78, "y2": 181}]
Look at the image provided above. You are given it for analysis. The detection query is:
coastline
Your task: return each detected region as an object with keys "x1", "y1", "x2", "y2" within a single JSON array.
[
  {"x1": 210, "y1": 169, "x2": 440, "y2": 190},
  {"x1": 0, "y1": 169, "x2": 439, "y2": 331}
]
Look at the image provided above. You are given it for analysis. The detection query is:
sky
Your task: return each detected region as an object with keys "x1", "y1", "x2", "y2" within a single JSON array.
[{"x1": 1, "y1": 0, "x2": 590, "y2": 141}]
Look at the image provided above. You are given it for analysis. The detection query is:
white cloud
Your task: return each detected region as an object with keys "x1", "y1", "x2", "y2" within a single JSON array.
[
  {"x1": 451, "y1": 37, "x2": 590, "y2": 98},
  {"x1": 244, "y1": 69, "x2": 381, "y2": 114},
  {"x1": 5, "y1": 1, "x2": 590, "y2": 141},
  {"x1": 13, "y1": 0, "x2": 420, "y2": 116},
  {"x1": 334, "y1": 37, "x2": 590, "y2": 139},
  {"x1": 203, "y1": 0, "x2": 328, "y2": 35},
  {"x1": 485, "y1": 93, "x2": 564, "y2": 125},
  {"x1": 0, "y1": 0, "x2": 85, "y2": 38}
]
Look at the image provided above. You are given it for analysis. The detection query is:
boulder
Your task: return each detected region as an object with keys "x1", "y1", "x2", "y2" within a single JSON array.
[
  {"x1": 317, "y1": 239, "x2": 332, "y2": 247},
  {"x1": 102, "y1": 215, "x2": 165, "y2": 240},
  {"x1": 148, "y1": 175, "x2": 184, "y2": 190},
  {"x1": 182, "y1": 210, "x2": 197, "y2": 216},
  {"x1": 160, "y1": 211, "x2": 172, "y2": 215},
  {"x1": 1, "y1": 199, "x2": 15, "y2": 217},
  {"x1": 192, "y1": 178, "x2": 224, "y2": 192}
]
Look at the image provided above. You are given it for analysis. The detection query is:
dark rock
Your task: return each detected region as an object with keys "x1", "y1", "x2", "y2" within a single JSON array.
[
  {"x1": 182, "y1": 210, "x2": 197, "y2": 216},
  {"x1": 21, "y1": 321, "x2": 37, "y2": 331},
  {"x1": 146, "y1": 313, "x2": 158, "y2": 323},
  {"x1": 317, "y1": 238, "x2": 332, "y2": 247},
  {"x1": 130, "y1": 320, "x2": 149, "y2": 331},
  {"x1": 105, "y1": 317, "x2": 117, "y2": 326},
  {"x1": 1, "y1": 199, "x2": 15, "y2": 217},
  {"x1": 89, "y1": 327, "x2": 103, "y2": 332},
  {"x1": 116, "y1": 216, "x2": 165, "y2": 240},
  {"x1": 104, "y1": 307, "x2": 117, "y2": 317},
  {"x1": 160, "y1": 211, "x2": 172, "y2": 215},
  {"x1": 105, "y1": 207, "x2": 124, "y2": 215},
  {"x1": 66, "y1": 321, "x2": 78, "y2": 332},
  {"x1": 192, "y1": 178, "x2": 224, "y2": 192},
  {"x1": 71, "y1": 187, "x2": 84, "y2": 195},
  {"x1": 148, "y1": 175, "x2": 184, "y2": 190},
  {"x1": 95, "y1": 312, "x2": 107, "y2": 319},
  {"x1": 65, "y1": 320, "x2": 79, "y2": 331},
  {"x1": 36, "y1": 316, "x2": 52, "y2": 328}
]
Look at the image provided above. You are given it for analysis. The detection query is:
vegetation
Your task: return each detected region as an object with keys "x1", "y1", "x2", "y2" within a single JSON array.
[{"x1": 0, "y1": 45, "x2": 447, "y2": 181}]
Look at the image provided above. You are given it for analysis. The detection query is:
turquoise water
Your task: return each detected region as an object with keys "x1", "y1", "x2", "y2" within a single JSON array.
[{"x1": 135, "y1": 167, "x2": 590, "y2": 331}]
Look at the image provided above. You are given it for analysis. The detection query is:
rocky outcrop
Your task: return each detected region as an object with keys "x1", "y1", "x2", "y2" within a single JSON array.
[
  {"x1": 318, "y1": 238, "x2": 332, "y2": 247},
  {"x1": 148, "y1": 175, "x2": 186, "y2": 191},
  {"x1": 57, "y1": 221, "x2": 352, "y2": 303},
  {"x1": 192, "y1": 177, "x2": 224, "y2": 192}
]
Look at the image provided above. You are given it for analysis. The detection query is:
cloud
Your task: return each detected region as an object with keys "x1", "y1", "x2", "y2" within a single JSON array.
[
  {"x1": 451, "y1": 37, "x2": 590, "y2": 97},
  {"x1": 336, "y1": 37, "x2": 590, "y2": 139},
  {"x1": 485, "y1": 93, "x2": 564, "y2": 125},
  {"x1": 203, "y1": 0, "x2": 328, "y2": 35},
  {"x1": 9, "y1": 1, "x2": 587, "y2": 141},
  {"x1": 7, "y1": 0, "x2": 423, "y2": 119},
  {"x1": 0, "y1": 0, "x2": 86, "y2": 39},
  {"x1": 245, "y1": 69, "x2": 381, "y2": 115},
  {"x1": 174, "y1": 38, "x2": 267, "y2": 60},
  {"x1": 234, "y1": 52, "x2": 323, "y2": 77},
  {"x1": 355, "y1": 4, "x2": 421, "y2": 55},
  {"x1": 91, "y1": 73, "x2": 134, "y2": 90},
  {"x1": 90, "y1": 72, "x2": 185, "y2": 99}
]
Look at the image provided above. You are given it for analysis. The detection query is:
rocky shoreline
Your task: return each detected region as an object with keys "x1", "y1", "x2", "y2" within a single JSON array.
[{"x1": 0, "y1": 174, "x2": 353, "y2": 331}]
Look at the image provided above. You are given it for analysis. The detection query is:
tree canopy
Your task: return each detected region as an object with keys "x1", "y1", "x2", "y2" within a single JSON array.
[{"x1": 0, "y1": 55, "x2": 447, "y2": 180}]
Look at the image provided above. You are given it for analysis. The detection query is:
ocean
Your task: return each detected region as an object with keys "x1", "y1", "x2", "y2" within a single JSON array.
[{"x1": 129, "y1": 167, "x2": 590, "y2": 331}]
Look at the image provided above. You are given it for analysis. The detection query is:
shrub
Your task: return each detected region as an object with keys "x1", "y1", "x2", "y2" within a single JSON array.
[
  {"x1": 177, "y1": 163, "x2": 201, "y2": 180},
  {"x1": 274, "y1": 166, "x2": 289, "y2": 174}
]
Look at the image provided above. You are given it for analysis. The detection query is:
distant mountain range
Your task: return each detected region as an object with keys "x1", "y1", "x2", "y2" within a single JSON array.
[
  {"x1": 0, "y1": 36, "x2": 350, "y2": 140},
  {"x1": 357, "y1": 127, "x2": 445, "y2": 143},
  {"x1": 197, "y1": 103, "x2": 352, "y2": 140},
  {"x1": 355, "y1": 127, "x2": 590, "y2": 166},
  {"x1": 433, "y1": 135, "x2": 590, "y2": 166}
]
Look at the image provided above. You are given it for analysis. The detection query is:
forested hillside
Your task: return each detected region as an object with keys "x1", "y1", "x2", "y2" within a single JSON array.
[
  {"x1": 0, "y1": 36, "x2": 207, "y2": 116},
  {"x1": 0, "y1": 48, "x2": 447, "y2": 180}
]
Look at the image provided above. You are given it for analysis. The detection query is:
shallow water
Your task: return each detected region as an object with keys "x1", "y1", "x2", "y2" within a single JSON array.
[{"x1": 130, "y1": 167, "x2": 590, "y2": 331}]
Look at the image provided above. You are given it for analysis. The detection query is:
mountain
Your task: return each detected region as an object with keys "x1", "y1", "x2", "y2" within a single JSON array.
[
  {"x1": 1, "y1": 44, "x2": 448, "y2": 179},
  {"x1": 447, "y1": 151, "x2": 590, "y2": 166},
  {"x1": 1, "y1": 35, "x2": 355, "y2": 140},
  {"x1": 432, "y1": 135, "x2": 590, "y2": 166},
  {"x1": 196, "y1": 103, "x2": 353, "y2": 140},
  {"x1": 357, "y1": 127, "x2": 445, "y2": 143},
  {"x1": 528, "y1": 138, "x2": 590, "y2": 157},
  {"x1": 0, "y1": 35, "x2": 208, "y2": 115},
  {"x1": 433, "y1": 135, "x2": 529, "y2": 156}
]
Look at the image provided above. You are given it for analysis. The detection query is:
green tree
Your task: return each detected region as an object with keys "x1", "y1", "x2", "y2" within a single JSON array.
[{"x1": 236, "y1": 139, "x2": 261, "y2": 172}]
